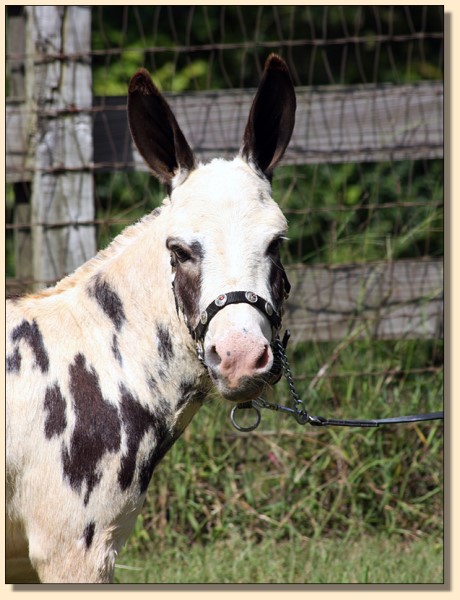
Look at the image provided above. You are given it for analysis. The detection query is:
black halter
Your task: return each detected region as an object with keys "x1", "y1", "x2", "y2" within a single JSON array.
[
  {"x1": 194, "y1": 291, "x2": 281, "y2": 341},
  {"x1": 192, "y1": 290, "x2": 282, "y2": 371}
]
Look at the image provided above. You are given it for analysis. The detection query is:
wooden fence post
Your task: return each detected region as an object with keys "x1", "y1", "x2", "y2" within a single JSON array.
[
  {"x1": 25, "y1": 6, "x2": 96, "y2": 288},
  {"x1": 6, "y1": 8, "x2": 32, "y2": 286}
]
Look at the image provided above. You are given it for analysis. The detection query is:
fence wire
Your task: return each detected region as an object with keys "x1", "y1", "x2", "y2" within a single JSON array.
[{"x1": 5, "y1": 6, "x2": 443, "y2": 392}]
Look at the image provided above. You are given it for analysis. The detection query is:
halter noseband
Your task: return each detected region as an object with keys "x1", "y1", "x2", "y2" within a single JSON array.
[{"x1": 192, "y1": 290, "x2": 282, "y2": 367}]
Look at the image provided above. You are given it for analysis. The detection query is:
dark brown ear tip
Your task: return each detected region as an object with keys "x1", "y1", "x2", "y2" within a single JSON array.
[
  {"x1": 265, "y1": 53, "x2": 289, "y2": 73},
  {"x1": 129, "y1": 68, "x2": 157, "y2": 95}
]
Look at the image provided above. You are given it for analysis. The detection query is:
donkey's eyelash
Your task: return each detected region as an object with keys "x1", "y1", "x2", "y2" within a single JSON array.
[{"x1": 266, "y1": 236, "x2": 287, "y2": 256}]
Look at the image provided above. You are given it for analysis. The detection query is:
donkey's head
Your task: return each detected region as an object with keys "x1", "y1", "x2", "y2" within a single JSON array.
[{"x1": 128, "y1": 54, "x2": 296, "y2": 403}]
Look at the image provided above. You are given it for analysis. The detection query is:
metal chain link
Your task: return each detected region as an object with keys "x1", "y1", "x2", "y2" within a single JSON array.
[{"x1": 273, "y1": 334, "x2": 309, "y2": 424}]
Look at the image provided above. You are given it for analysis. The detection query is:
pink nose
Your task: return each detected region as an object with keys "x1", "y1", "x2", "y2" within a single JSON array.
[{"x1": 205, "y1": 331, "x2": 273, "y2": 387}]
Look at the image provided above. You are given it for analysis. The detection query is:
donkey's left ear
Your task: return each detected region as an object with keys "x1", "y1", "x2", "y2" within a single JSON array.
[
  {"x1": 128, "y1": 68, "x2": 196, "y2": 186},
  {"x1": 240, "y1": 54, "x2": 296, "y2": 179}
]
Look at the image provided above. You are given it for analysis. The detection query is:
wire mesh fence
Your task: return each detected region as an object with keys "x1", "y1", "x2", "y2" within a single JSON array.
[
  {"x1": 4, "y1": 4, "x2": 444, "y2": 560},
  {"x1": 5, "y1": 5, "x2": 443, "y2": 384}
]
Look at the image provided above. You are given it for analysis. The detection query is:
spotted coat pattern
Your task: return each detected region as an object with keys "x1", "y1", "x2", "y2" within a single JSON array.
[
  {"x1": 6, "y1": 263, "x2": 209, "y2": 582},
  {"x1": 6, "y1": 54, "x2": 295, "y2": 584}
]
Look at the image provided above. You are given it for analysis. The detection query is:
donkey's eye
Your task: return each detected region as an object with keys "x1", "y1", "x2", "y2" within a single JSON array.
[
  {"x1": 267, "y1": 237, "x2": 282, "y2": 256},
  {"x1": 171, "y1": 245, "x2": 192, "y2": 263}
]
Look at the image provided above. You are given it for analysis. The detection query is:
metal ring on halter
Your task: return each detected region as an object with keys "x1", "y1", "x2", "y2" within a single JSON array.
[{"x1": 230, "y1": 402, "x2": 262, "y2": 432}]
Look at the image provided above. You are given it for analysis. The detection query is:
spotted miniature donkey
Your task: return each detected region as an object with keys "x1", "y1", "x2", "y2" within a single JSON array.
[{"x1": 6, "y1": 54, "x2": 296, "y2": 583}]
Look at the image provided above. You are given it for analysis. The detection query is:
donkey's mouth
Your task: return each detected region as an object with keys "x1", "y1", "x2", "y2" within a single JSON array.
[{"x1": 209, "y1": 369, "x2": 266, "y2": 403}]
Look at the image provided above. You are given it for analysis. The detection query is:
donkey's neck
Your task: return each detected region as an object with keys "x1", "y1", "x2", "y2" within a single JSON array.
[{"x1": 66, "y1": 205, "x2": 210, "y2": 433}]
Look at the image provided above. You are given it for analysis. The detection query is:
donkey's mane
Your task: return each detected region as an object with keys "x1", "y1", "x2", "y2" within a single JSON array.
[{"x1": 24, "y1": 206, "x2": 165, "y2": 300}]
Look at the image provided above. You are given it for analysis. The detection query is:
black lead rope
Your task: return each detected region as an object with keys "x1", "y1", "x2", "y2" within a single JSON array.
[
  {"x1": 230, "y1": 402, "x2": 444, "y2": 432},
  {"x1": 308, "y1": 411, "x2": 445, "y2": 428},
  {"x1": 230, "y1": 330, "x2": 444, "y2": 433}
]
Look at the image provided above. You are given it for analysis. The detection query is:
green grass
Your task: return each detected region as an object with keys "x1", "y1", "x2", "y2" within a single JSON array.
[
  {"x1": 114, "y1": 533, "x2": 443, "y2": 584},
  {"x1": 132, "y1": 340, "x2": 442, "y2": 538},
  {"x1": 110, "y1": 335, "x2": 443, "y2": 585}
]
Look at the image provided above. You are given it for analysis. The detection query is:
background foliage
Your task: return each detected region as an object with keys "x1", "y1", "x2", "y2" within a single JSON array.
[
  {"x1": 90, "y1": 8, "x2": 445, "y2": 580},
  {"x1": 6, "y1": 5, "x2": 444, "y2": 583}
]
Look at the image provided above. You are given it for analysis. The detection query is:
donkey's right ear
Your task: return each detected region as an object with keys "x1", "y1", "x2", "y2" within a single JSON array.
[
  {"x1": 128, "y1": 69, "x2": 196, "y2": 186},
  {"x1": 240, "y1": 54, "x2": 296, "y2": 180}
]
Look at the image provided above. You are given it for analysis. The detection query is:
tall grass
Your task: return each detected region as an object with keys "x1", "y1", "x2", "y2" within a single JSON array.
[{"x1": 121, "y1": 337, "x2": 443, "y2": 563}]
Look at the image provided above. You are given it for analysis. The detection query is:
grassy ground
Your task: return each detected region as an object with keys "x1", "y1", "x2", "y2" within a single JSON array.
[
  {"x1": 114, "y1": 532, "x2": 443, "y2": 584},
  {"x1": 111, "y1": 339, "x2": 443, "y2": 585}
]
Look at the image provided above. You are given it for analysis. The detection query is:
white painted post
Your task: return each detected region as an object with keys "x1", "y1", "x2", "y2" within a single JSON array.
[{"x1": 25, "y1": 6, "x2": 96, "y2": 288}]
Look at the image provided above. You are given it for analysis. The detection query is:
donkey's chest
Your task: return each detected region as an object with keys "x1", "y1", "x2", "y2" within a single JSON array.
[
  {"x1": 61, "y1": 345, "x2": 207, "y2": 502},
  {"x1": 7, "y1": 302, "x2": 208, "y2": 507}
]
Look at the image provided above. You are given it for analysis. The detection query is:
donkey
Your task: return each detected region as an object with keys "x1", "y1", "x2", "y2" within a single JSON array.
[{"x1": 5, "y1": 54, "x2": 296, "y2": 583}]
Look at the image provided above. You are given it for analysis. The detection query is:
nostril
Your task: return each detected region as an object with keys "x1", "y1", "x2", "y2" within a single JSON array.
[
  {"x1": 255, "y1": 345, "x2": 270, "y2": 370},
  {"x1": 206, "y1": 344, "x2": 221, "y2": 368}
]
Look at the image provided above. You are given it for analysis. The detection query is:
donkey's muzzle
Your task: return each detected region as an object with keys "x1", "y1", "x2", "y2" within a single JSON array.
[
  {"x1": 205, "y1": 330, "x2": 274, "y2": 401},
  {"x1": 193, "y1": 290, "x2": 284, "y2": 402}
]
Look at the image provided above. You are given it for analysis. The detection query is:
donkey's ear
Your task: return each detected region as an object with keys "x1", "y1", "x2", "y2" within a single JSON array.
[
  {"x1": 128, "y1": 69, "x2": 196, "y2": 186},
  {"x1": 241, "y1": 54, "x2": 296, "y2": 179}
]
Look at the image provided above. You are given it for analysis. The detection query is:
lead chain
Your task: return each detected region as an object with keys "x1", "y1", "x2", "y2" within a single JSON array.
[{"x1": 274, "y1": 335, "x2": 310, "y2": 425}]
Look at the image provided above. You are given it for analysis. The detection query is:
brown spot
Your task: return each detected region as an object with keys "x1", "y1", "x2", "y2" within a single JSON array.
[
  {"x1": 156, "y1": 324, "x2": 174, "y2": 365},
  {"x1": 63, "y1": 354, "x2": 121, "y2": 505},
  {"x1": 112, "y1": 334, "x2": 122, "y2": 365},
  {"x1": 44, "y1": 384, "x2": 67, "y2": 439},
  {"x1": 138, "y1": 437, "x2": 175, "y2": 494},
  {"x1": 118, "y1": 385, "x2": 170, "y2": 492},
  {"x1": 83, "y1": 521, "x2": 95, "y2": 550},
  {"x1": 6, "y1": 347, "x2": 22, "y2": 373},
  {"x1": 11, "y1": 319, "x2": 49, "y2": 373},
  {"x1": 88, "y1": 275, "x2": 126, "y2": 331},
  {"x1": 168, "y1": 238, "x2": 203, "y2": 329}
]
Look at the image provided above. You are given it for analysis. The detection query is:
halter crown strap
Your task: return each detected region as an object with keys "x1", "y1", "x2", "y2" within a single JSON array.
[{"x1": 193, "y1": 291, "x2": 281, "y2": 342}]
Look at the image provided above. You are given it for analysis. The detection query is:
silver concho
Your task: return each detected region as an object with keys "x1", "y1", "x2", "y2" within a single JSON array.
[
  {"x1": 265, "y1": 302, "x2": 274, "y2": 316},
  {"x1": 245, "y1": 292, "x2": 258, "y2": 303},
  {"x1": 215, "y1": 294, "x2": 227, "y2": 307},
  {"x1": 200, "y1": 311, "x2": 208, "y2": 325}
]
